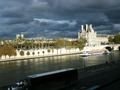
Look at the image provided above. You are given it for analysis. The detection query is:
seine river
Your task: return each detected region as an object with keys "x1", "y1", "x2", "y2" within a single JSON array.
[{"x1": 0, "y1": 51, "x2": 120, "y2": 86}]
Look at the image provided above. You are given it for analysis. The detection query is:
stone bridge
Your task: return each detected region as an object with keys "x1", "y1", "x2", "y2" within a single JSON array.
[
  {"x1": 83, "y1": 44, "x2": 120, "y2": 51},
  {"x1": 104, "y1": 44, "x2": 120, "y2": 51}
]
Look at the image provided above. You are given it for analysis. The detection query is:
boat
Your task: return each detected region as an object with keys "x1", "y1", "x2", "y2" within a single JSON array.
[
  {"x1": 79, "y1": 51, "x2": 92, "y2": 57},
  {"x1": 80, "y1": 51, "x2": 105, "y2": 57}
]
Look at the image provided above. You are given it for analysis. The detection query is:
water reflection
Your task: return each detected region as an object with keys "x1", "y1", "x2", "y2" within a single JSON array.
[{"x1": 0, "y1": 51, "x2": 120, "y2": 86}]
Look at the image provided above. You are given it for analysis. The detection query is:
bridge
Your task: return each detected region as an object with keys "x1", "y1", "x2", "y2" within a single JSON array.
[
  {"x1": 83, "y1": 44, "x2": 120, "y2": 51},
  {"x1": 104, "y1": 44, "x2": 120, "y2": 51}
]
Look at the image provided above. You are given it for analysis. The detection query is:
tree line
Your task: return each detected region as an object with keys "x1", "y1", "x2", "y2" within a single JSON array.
[
  {"x1": 108, "y1": 33, "x2": 120, "y2": 44},
  {"x1": 0, "y1": 36, "x2": 87, "y2": 58}
]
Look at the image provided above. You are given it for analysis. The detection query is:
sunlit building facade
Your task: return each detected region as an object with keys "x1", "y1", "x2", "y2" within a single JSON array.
[{"x1": 78, "y1": 24, "x2": 108, "y2": 46}]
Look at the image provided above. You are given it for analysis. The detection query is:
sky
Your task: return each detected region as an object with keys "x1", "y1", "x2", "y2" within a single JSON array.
[{"x1": 0, "y1": 0, "x2": 120, "y2": 39}]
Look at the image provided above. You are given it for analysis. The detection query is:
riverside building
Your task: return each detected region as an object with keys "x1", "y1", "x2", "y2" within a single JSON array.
[{"x1": 78, "y1": 24, "x2": 108, "y2": 46}]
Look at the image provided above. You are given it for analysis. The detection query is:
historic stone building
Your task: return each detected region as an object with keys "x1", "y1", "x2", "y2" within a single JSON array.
[
  {"x1": 78, "y1": 24, "x2": 108, "y2": 46},
  {"x1": 16, "y1": 34, "x2": 24, "y2": 39}
]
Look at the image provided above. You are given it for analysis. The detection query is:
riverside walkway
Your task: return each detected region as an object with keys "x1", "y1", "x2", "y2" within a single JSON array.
[
  {"x1": 0, "y1": 60, "x2": 120, "y2": 90},
  {"x1": 66, "y1": 60, "x2": 120, "y2": 90}
]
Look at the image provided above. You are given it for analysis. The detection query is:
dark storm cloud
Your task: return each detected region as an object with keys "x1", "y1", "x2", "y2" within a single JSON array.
[
  {"x1": 1, "y1": 7, "x2": 24, "y2": 18},
  {"x1": 0, "y1": 0, "x2": 120, "y2": 39},
  {"x1": 5, "y1": 18, "x2": 33, "y2": 25}
]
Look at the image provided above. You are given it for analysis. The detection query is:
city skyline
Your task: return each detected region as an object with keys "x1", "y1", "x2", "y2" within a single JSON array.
[{"x1": 0, "y1": 0, "x2": 120, "y2": 39}]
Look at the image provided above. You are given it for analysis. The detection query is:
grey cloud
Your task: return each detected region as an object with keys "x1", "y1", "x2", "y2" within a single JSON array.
[
  {"x1": 97, "y1": 30, "x2": 112, "y2": 34},
  {"x1": 0, "y1": 0, "x2": 120, "y2": 39},
  {"x1": 1, "y1": 7, "x2": 25, "y2": 18},
  {"x1": 47, "y1": 0, "x2": 120, "y2": 12},
  {"x1": 30, "y1": 1, "x2": 50, "y2": 10},
  {"x1": 5, "y1": 17, "x2": 32, "y2": 25},
  {"x1": 114, "y1": 24, "x2": 120, "y2": 32}
]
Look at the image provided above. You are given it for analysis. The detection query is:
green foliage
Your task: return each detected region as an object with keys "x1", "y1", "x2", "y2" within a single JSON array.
[
  {"x1": 108, "y1": 36, "x2": 113, "y2": 42},
  {"x1": 113, "y1": 34, "x2": 120, "y2": 44},
  {"x1": 26, "y1": 51, "x2": 30, "y2": 56},
  {"x1": 55, "y1": 38, "x2": 66, "y2": 49},
  {"x1": 66, "y1": 41, "x2": 72, "y2": 50},
  {"x1": 32, "y1": 52, "x2": 35, "y2": 55},
  {"x1": 78, "y1": 37, "x2": 87, "y2": 50},
  {"x1": 38, "y1": 52, "x2": 40, "y2": 55},
  {"x1": 54, "y1": 37, "x2": 86, "y2": 50},
  {"x1": 47, "y1": 49, "x2": 51, "y2": 53},
  {"x1": 42, "y1": 51, "x2": 45, "y2": 55},
  {"x1": 0, "y1": 36, "x2": 87, "y2": 51},
  {"x1": 41, "y1": 37, "x2": 44, "y2": 49},
  {"x1": 20, "y1": 50, "x2": 24, "y2": 56},
  {"x1": 73, "y1": 42, "x2": 78, "y2": 49},
  {"x1": 52, "y1": 49, "x2": 54, "y2": 53}
]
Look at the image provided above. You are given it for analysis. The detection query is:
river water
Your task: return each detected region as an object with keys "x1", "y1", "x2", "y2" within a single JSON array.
[{"x1": 0, "y1": 51, "x2": 120, "y2": 86}]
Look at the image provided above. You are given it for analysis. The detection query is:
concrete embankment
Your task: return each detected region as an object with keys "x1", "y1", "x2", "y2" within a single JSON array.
[
  {"x1": 0, "y1": 52, "x2": 82, "y2": 62},
  {"x1": 0, "y1": 45, "x2": 108, "y2": 62}
]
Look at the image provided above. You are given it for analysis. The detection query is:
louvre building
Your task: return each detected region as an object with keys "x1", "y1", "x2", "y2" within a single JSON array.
[{"x1": 78, "y1": 24, "x2": 108, "y2": 46}]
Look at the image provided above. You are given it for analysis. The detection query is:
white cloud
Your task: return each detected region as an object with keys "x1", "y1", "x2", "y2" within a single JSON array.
[{"x1": 34, "y1": 18, "x2": 76, "y2": 25}]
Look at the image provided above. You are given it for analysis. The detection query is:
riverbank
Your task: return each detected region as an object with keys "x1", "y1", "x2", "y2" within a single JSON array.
[
  {"x1": 0, "y1": 51, "x2": 82, "y2": 62},
  {"x1": 0, "y1": 44, "x2": 113, "y2": 62},
  {"x1": 0, "y1": 46, "x2": 110, "y2": 62}
]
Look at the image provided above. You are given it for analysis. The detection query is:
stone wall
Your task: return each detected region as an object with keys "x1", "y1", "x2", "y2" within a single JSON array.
[{"x1": 0, "y1": 48, "x2": 80, "y2": 60}]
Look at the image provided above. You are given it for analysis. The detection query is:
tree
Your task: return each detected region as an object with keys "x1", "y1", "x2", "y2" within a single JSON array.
[
  {"x1": 52, "y1": 49, "x2": 54, "y2": 54},
  {"x1": 54, "y1": 38, "x2": 65, "y2": 54},
  {"x1": 66, "y1": 41, "x2": 72, "y2": 53},
  {"x1": 38, "y1": 52, "x2": 40, "y2": 55},
  {"x1": 32, "y1": 52, "x2": 35, "y2": 55},
  {"x1": 0, "y1": 46, "x2": 16, "y2": 58},
  {"x1": 20, "y1": 50, "x2": 24, "y2": 56},
  {"x1": 3, "y1": 38, "x2": 6, "y2": 46},
  {"x1": 47, "y1": 49, "x2": 51, "y2": 54},
  {"x1": 47, "y1": 39, "x2": 50, "y2": 48},
  {"x1": 78, "y1": 37, "x2": 87, "y2": 50},
  {"x1": 26, "y1": 51, "x2": 30, "y2": 56},
  {"x1": 8, "y1": 47, "x2": 17, "y2": 58},
  {"x1": 73, "y1": 42, "x2": 78, "y2": 52},
  {"x1": 31, "y1": 39, "x2": 35, "y2": 49},
  {"x1": 41, "y1": 38, "x2": 44, "y2": 49},
  {"x1": 108, "y1": 36, "x2": 113, "y2": 42},
  {"x1": 113, "y1": 34, "x2": 120, "y2": 44},
  {"x1": 0, "y1": 47, "x2": 2, "y2": 58},
  {"x1": 42, "y1": 51, "x2": 45, "y2": 55}
]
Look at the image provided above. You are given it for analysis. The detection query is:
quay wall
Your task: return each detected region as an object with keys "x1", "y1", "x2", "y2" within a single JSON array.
[
  {"x1": 0, "y1": 45, "x2": 120, "y2": 61},
  {"x1": 0, "y1": 48, "x2": 81, "y2": 60}
]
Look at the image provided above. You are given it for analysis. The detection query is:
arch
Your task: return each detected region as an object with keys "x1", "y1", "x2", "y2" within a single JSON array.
[
  {"x1": 105, "y1": 46, "x2": 113, "y2": 51},
  {"x1": 118, "y1": 46, "x2": 120, "y2": 51}
]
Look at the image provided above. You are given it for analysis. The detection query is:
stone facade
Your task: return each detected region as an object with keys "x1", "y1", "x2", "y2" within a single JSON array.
[
  {"x1": 16, "y1": 34, "x2": 24, "y2": 39},
  {"x1": 78, "y1": 24, "x2": 108, "y2": 46}
]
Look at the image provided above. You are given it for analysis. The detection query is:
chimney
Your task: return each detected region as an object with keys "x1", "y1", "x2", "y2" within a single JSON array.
[
  {"x1": 89, "y1": 24, "x2": 92, "y2": 29},
  {"x1": 81, "y1": 25, "x2": 84, "y2": 31},
  {"x1": 86, "y1": 24, "x2": 88, "y2": 31}
]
